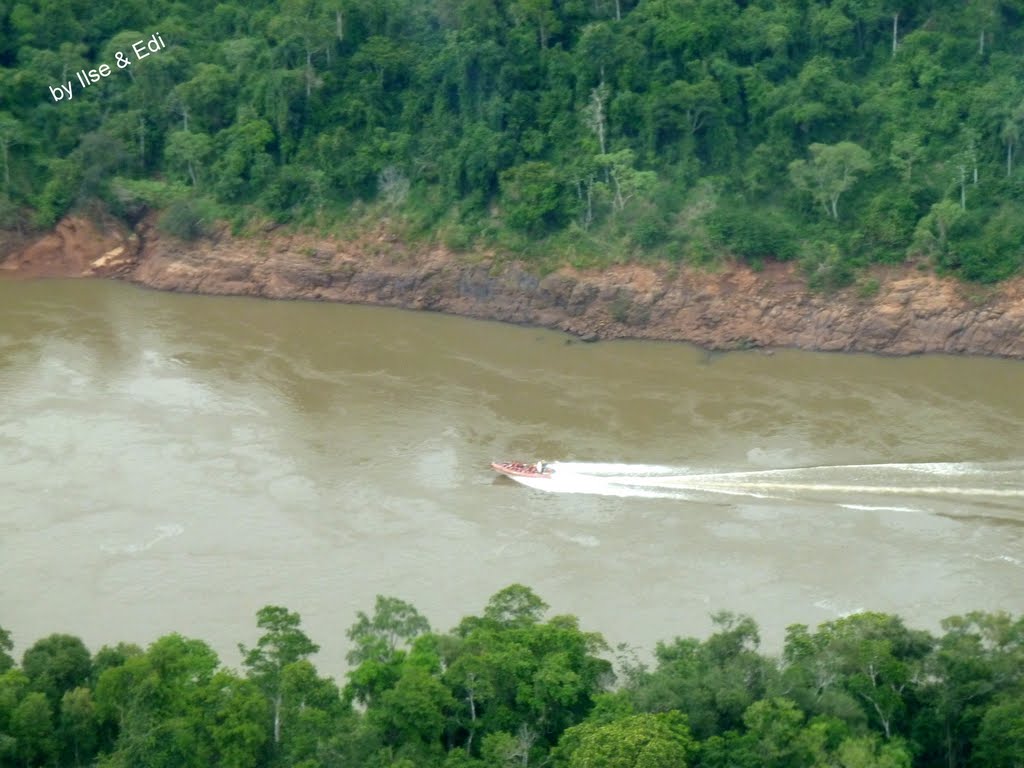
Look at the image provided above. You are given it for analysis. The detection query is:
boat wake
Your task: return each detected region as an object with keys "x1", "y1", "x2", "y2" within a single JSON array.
[{"x1": 506, "y1": 461, "x2": 1024, "y2": 513}]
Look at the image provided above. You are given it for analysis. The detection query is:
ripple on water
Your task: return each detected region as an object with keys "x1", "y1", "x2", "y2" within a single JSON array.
[
  {"x1": 813, "y1": 598, "x2": 865, "y2": 619},
  {"x1": 267, "y1": 474, "x2": 320, "y2": 507},
  {"x1": 553, "y1": 531, "x2": 601, "y2": 548},
  {"x1": 972, "y1": 553, "x2": 1023, "y2": 568},
  {"x1": 708, "y1": 522, "x2": 761, "y2": 540},
  {"x1": 100, "y1": 524, "x2": 185, "y2": 555}
]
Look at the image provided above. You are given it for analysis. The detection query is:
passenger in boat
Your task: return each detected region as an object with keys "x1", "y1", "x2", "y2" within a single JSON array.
[{"x1": 536, "y1": 460, "x2": 547, "y2": 474}]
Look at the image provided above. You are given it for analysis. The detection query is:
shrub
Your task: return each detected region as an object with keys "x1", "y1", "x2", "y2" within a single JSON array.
[
  {"x1": 158, "y1": 197, "x2": 217, "y2": 240},
  {"x1": 953, "y1": 211, "x2": 1024, "y2": 283},
  {"x1": 705, "y1": 204, "x2": 799, "y2": 263},
  {"x1": 32, "y1": 158, "x2": 81, "y2": 228},
  {"x1": 801, "y1": 242, "x2": 855, "y2": 292},
  {"x1": 632, "y1": 209, "x2": 669, "y2": 248},
  {"x1": 862, "y1": 189, "x2": 920, "y2": 262},
  {"x1": 499, "y1": 162, "x2": 574, "y2": 235},
  {"x1": 857, "y1": 277, "x2": 881, "y2": 298},
  {"x1": 108, "y1": 178, "x2": 188, "y2": 224},
  {"x1": 0, "y1": 194, "x2": 20, "y2": 229}
]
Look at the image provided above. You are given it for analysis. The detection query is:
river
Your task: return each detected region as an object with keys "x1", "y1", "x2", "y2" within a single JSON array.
[{"x1": 1, "y1": 278, "x2": 1022, "y2": 676}]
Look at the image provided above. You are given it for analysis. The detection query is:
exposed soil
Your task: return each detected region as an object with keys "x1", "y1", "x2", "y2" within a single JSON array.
[{"x1": 3, "y1": 214, "x2": 1023, "y2": 358}]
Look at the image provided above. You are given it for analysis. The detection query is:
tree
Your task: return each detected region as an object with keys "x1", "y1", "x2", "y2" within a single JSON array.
[
  {"x1": 647, "y1": 76, "x2": 722, "y2": 153},
  {"x1": 973, "y1": 698, "x2": 1024, "y2": 768},
  {"x1": 378, "y1": 166, "x2": 410, "y2": 207},
  {"x1": 444, "y1": 592, "x2": 612, "y2": 751},
  {"x1": 21, "y1": 634, "x2": 92, "y2": 711},
  {"x1": 90, "y1": 642, "x2": 143, "y2": 686},
  {"x1": 267, "y1": 0, "x2": 335, "y2": 98},
  {"x1": 370, "y1": 665, "x2": 456, "y2": 749},
  {"x1": 483, "y1": 585, "x2": 549, "y2": 629},
  {"x1": 168, "y1": 64, "x2": 236, "y2": 132},
  {"x1": 780, "y1": 613, "x2": 931, "y2": 741},
  {"x1": 500, "y1": 162, "x2": 573, "y2": 234},
  {"x1": 583, "y1": 82, "x2": 610, "y2": 156},
  {"x1": 888, "y1": 133, "x2": 923, "y2": 184},
  {"x1": 199, "y1": 671, "x2": 270, "y2": 768},
  {"x1": 347, "y1": 596, "x2": 431, "y2": 666},
  {"x1": 949, "y1": 128, "x2": 980, "y2": 210},
  {"x1": 999, "y1": 101, "x2": 1024, "y2": 177},
  {"x1": 93, "y1": 634, "x2": 220, "y2": 768},
  {"x1": 510, "y1": 0, "x2": 561, "y2": 49},
  {"x1": 59, "y1": 687, "x2": 98, "y2": 767},
  {"x1": 914, "y1": 612, "x2": 1024, "y2": 768},
  {"x1": 631, "y1": 613, "x2": 772, "y2": 739},
  {"x1": 789, "y1": 142, "x2": 872, "y2": 220},
  {"x1": 273, "y1": 660, "x2": 346, "y2": 766},
  {"x1": 561, "y1": 711, "x2": 695, "y2": 768},
  {"x1": 834, "y1": 734, "x2": 912, "y2": 768},
  {"x1": 909, "y1": 200, "x2": 964, "y2": 263},
  {"x1": 482, "y1": 727, "x2": 538, "y2": 767},
  {"x1": 0, "y1": 627, "x2": 12, "y2": 674},
  {"x1": 10, "y1": 692, "x2": 56, "y2": 767},
  {"x1": 444, "y1": 649, "x2": 495, "y2": 754},
  {"x1": 211, "y1": 113, "x2": 275, "y2": 201},
  {"x1": 596, "y1": 150, "x2": 657, "y2": 213},
  {"x1": 240, "y1": 605, "x2": 320, "y2": 745},
  {"x1": 0, "y1": 113, "x2": 21, "y2": 194},
  {"x1": 164, "y1": 130, "x2": 213, "y2": 187},
  {"x1": 0, "y1": 670, "x2": 27, "y2": 763},
  {"x1": 740, "y1": 698, "x2": 809, "y2": 768},
  {"x1": 770, "y1": 57, "x2": 857, "y2": 140}
]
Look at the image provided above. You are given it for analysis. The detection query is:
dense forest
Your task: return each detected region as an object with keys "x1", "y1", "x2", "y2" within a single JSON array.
[
  {"x1": 1, "y1": 0, "x2": 1024, "y2": 284},
  {"x1": 0, "y1": 585, "x2": 1022, "y2": 768}
]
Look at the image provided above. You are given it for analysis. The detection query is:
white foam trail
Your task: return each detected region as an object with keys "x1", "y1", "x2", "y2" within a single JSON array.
[
  {"x1": 690, "y1": 481, "x2": 1024, "y2": 498},
  {"x1": 973, "y1": 554, "x2": 1023, "y2": 567},
  {"x1": 101, "y1": 524, "x2": 184, "y2": 554},
  {"x1": 813, "y1": 598, "x2": 865, "y2": 617},
  {"x1": 839, "y1": 504, "x2": 922, "y2": 513},
  {"x1": 510, "y1": 461, "x2": 1024, "y2": 504},
  {"x1": 511, "y1": 473, "x2": 690, "y2": 500},
  {"x1": 554, "y1": 462, "x2": 682, "y2": 476}
]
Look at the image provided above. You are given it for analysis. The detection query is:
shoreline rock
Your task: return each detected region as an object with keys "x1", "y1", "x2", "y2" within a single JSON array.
[{"x1": 2, "y1": 215, "x2": 1023, "y2": 358}]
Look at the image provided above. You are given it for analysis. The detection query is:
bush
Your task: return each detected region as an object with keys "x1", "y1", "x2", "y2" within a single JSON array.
[
  {"x1": 857, "y1": 277, "x2": 881, "y2": 298},
  {"x1": 499, "y1": 162, "x2": 574, "y2": 235},
  {"x1": 259, "y1": 165, "x2": 321, "y2": 217},
  {"x1": 862, "y1": 189, "x2": 920, "y2": 262},
  {"x1": 158, "y1": 197, "x2": 217, "y2": 240},
  {"x1": 952, "y1": 206, "x2": 1024, "y2": 283},
  {"x1": 801, "y1": 242, "x2": 855, "y2": 292},
  {"x1": 108, "y1": 178, "x2": 188, "y2": 224},
  {"x1": 705, "y1": 204, "x2": 799, "y2": 263},
  {"x1": 32, "y1": 158, "x2": 81, "y2": 228},
  {"x1": 0, "y1": 194, "x2": 20, "y2": 230},
  {"x1": 632, "y1": 209, "x2": 669, "y2": 248}
]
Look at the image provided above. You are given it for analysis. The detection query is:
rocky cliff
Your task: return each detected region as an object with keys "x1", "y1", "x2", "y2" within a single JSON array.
[{"x1": 3, "y1": 215, "x2": 1023, "y2": 358}]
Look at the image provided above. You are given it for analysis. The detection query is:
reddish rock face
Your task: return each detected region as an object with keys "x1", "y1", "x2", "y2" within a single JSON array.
[
  {"x1": 1, "y1": 216, "x2": 136, "y2": 278},
  {"x1": 3, "y1": 216, "x2": 1024, "y2": 359}
]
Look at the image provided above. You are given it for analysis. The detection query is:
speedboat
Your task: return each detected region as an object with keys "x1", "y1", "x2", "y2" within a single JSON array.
[{"x1": 491, "y1": 460, "x2": 554, "y2": 479}]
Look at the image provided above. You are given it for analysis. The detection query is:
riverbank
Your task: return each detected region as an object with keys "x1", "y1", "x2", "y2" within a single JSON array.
[{"x1": 3, "y1": 214, "x2": 1023, "y2": 358}]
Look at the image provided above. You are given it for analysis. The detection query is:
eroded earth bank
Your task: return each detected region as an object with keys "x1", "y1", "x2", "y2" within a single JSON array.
[{"x1": 3, "y1": 215, "x2": 1023, "y2": 358}]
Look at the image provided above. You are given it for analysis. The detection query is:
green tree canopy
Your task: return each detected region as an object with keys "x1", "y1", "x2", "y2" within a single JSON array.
[
  {"x1": 789, "y1": 141, "x2": 873, "y2": 220},
  {"x1": 21, "y1": 634, "x2": 92, "y2": 711},
  {"x1": 562, "y1": 711, "x2": 696, "y2": 768}
]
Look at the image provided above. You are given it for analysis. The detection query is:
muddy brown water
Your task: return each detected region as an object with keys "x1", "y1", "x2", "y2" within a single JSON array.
[{"x1": 1, "y1": 278, "x2": 1022, "y2": 676}]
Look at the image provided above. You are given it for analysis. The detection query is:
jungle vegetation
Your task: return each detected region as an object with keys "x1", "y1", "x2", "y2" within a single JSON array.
[
  {"x1": 1, "y1": 585, "x2": 1022, "y2": 768},
  {"x1": 1, "y1": 0, "x2": 1024, "y2": 284}
]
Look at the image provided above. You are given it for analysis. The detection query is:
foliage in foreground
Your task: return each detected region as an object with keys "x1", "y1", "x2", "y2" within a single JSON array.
[
  {"x1": 1, "y1": 0, "x2": 1024, "y2": 282},
  {"x1": 1, "y1": 586, "x2": 1022, "y2": 768}
]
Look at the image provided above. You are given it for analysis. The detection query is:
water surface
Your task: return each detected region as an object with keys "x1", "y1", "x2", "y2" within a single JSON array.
[{"x1": 1, "y1": 279, "x2": 1021, "y2": 674}]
